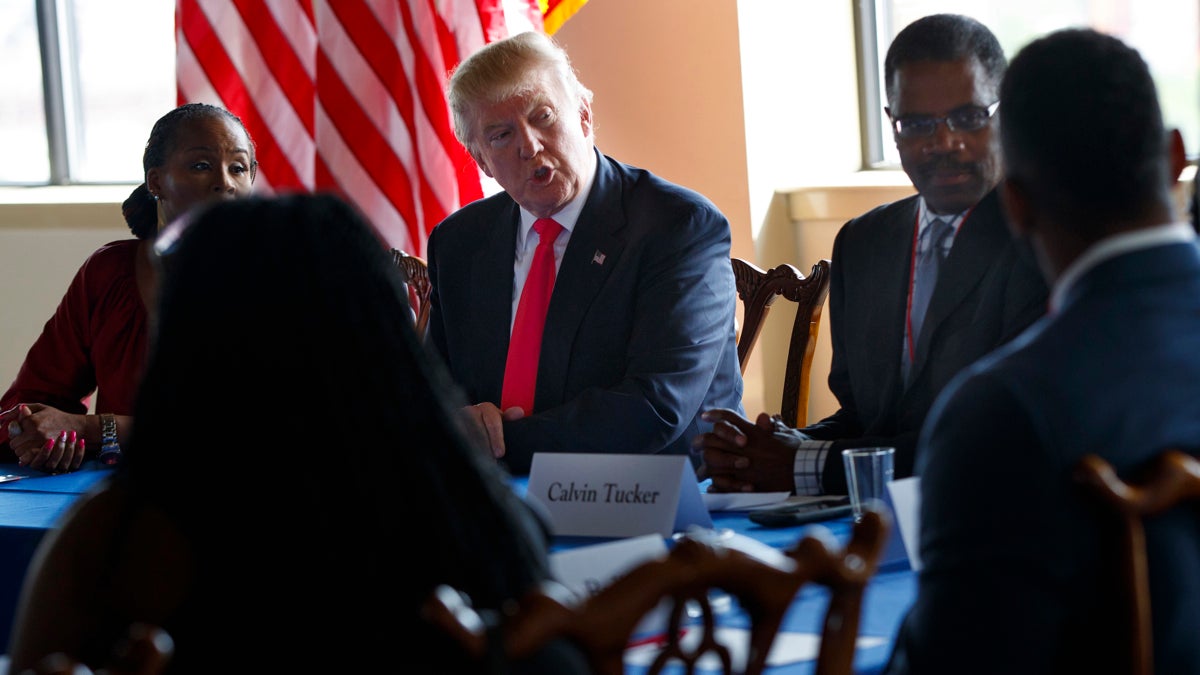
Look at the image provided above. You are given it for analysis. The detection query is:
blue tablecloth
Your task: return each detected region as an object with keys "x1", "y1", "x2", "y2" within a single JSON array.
[
  {"x1": 0, "y1": 462, "x2": 112, "y2": 654},
  {"x1": 0, "y1": 468, "x2": 915, "y2": 672},
  {"x1": 0, "y1": 464, "x2": 111, "y2": 497},
  {"x1": 514, "y1": 476, "x2": 915, "y2": 674}
]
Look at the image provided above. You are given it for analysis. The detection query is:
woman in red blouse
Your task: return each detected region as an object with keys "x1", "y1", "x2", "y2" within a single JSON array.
[{"x1": 0, "y1": 103, "x2": 257, "y2": 472}]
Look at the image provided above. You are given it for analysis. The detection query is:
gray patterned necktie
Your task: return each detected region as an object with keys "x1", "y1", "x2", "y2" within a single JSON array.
[{"x1": 909, "y1": 217, "x2": 954, "y2": 354}]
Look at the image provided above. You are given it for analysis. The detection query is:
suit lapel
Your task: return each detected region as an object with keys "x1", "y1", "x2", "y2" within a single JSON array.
[
  {"x1": 536, "y1": 153, "x2": 627, "y2": 408},
  {"x1": 914, "y1": 190, "x2": 1007, "y2": 364},
  {"x1": 473, "y1": 203, "x2": 521, "y2": 401},
  {"x1": 877, "y1": 199, "x2": 920, "y2": 398}
]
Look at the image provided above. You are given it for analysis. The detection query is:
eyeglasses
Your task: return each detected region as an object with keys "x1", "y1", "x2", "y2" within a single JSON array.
[{"x1": 891, "y1": 101, "x2": 1000, "y2": 139}]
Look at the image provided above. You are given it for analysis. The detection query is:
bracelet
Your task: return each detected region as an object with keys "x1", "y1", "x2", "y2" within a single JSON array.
[{"x1": 99, "y1": 413, "x2": 122, "y2": 465}]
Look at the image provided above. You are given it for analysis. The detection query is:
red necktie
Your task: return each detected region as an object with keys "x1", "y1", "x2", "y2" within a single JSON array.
[{"x1": 501, "y1": 218, "x2": 563, "y2": 414}]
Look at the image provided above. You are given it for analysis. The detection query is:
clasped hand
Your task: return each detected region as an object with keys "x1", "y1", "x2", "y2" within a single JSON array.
[
  {"x1": 694, "y1": 408, "x2": 804, "y2": 493},
  {"x1": 0, "y1": 403, "x2": 87, "y2": 473},
  {"x1": 460, "y1": 402, "x2": 525, "y2": 459}
]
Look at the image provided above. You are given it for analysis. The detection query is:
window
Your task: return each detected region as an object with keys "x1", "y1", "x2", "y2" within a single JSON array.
[
  {"x1": 1, "y1": 2, "x2": 50, "y2": 184},
  {"x1": 858, "y1": 0, "x2": 1200, "y2": 169},
  {"x1": 0, "y1": 0, "x2": 174, "y2": 186}
]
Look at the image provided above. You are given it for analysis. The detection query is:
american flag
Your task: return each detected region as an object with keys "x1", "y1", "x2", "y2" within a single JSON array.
[{"x1": 175, "y1": 0, "x2": 586, "y2": 256}]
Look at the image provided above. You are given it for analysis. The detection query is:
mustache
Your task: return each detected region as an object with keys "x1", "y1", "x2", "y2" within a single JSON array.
[{"x1": 916, "y1": 159, "x2": 979, "y2": 178}]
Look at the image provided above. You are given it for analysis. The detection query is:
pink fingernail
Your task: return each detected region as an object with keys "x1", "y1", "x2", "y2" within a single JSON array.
[
  {"x1": 59, "y1": 430, "x2": 68, "y2": 442},
  {"x1": 68, "y1": 430, "x2": 77, "y2": 443},
  {"x1": 44, "y1": 438, "x2": 54, "y2": 450}
]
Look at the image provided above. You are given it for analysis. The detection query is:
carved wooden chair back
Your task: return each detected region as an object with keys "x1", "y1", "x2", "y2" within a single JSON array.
[
  {"x1": 730, "y1": 258, "x2": 832, "y2": 427},
  {"x1": 1075, "y1": 449, "x2": 1200, "y2": 675},
  {"x1": 390, "y1": 248, "x2": 431, "y2": 339},
  {"x1": 423, "y1": 506, "x2": 890, "y2": 675}
]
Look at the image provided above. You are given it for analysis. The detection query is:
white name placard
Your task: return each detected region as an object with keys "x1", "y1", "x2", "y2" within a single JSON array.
[
  {"x1": 526, "y1": 453, "x2": 713, "y2": 537},
  {"x1": 886, "y1": 476, "x2": 923, "y2": 571},
  {"x1": 550, "y1": 534, "x2": 668, "y2": 598},
  {"x1": 550, "y1": 534, "x2": 671, "y2": 641}
]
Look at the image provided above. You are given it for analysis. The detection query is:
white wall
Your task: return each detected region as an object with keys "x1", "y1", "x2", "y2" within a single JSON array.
[{"x1": 0, "y1": 187, "x2": 132, "y2": 412}]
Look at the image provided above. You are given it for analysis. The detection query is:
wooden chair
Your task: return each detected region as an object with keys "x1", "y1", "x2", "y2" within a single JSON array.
[
  {"x1": 1074, "y1": 449, "x2": 1200, "y2": 675},
  {"x1": 390, "y1": 248, "x2": 431, "y2": 339},
  {"x1": 423, "y1": 506, "x2": 890, "y2": 675},
  {"x1": 22, "y1": 622, "x2": 174, "y2": 675},
  {"x1": 730, "y1": 258, "x2": 832, "y2": 427}
]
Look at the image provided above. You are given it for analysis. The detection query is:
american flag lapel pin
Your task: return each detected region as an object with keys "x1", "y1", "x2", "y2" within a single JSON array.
[{"x1": 592, "y1": 250, "x2": 606, "y2": 265}]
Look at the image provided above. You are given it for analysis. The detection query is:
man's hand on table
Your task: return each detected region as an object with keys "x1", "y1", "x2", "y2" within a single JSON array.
[
  {"x1": 695, "y1": 408, "x2": 800, "y2": 493},
  {"x1": 461, "y1": 402, "x2": 525, "y2": 459}
]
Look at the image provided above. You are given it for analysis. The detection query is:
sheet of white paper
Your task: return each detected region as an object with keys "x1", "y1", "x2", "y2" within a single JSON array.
[
  {"x1": 700, "y1": 491, "x2": 790, "y2": 512},
  {"x1": 722, "y1": 531, "x2": 793, "y2": 568},
  {"x1": 624, "y1": 627, "x2": 887, "y2": 670},
  {"x1": 886, "y1": 476, "x2": 922, "y2": 571}
]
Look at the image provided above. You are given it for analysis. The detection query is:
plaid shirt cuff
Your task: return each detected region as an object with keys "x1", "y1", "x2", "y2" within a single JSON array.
[{"x1": 793, "y1": 440, "x2": 832, "y2": 495}]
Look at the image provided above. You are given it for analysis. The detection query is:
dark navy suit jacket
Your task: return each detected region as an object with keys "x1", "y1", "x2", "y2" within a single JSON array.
[
  {"x1": 426, "y1": 149, "x2": 744, "y2": 474},
  {"x1": 887, "y1": 235, "x2": 1200, "y2": 674},
  {"x1": 802, "y1": 188, "x2": 1048, "y2": 491}
]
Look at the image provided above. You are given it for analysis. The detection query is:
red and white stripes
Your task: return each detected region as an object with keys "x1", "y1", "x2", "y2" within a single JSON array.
[{"x1": 176, "y1": 0, "x2": 579, "y2": 255}]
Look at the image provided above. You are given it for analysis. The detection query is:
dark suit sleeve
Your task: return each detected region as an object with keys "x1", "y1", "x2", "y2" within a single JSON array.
[
  {"x1": 795, "y1": 222, "x2": 893, "y2": 495},
  {"x1": 885, "y1": 367, "x2": 1071, "y2": 675},
  {"x1": 500, "y1": 204, "x2": 741, "y2": 473}
]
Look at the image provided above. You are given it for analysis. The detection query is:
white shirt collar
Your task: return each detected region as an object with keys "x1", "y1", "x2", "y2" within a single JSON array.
[
  {"x1": 917, "y1": 197, "x2": 966, "y2": 237},
  {"x1": 1050, "y1": 221, "x2": 1196, "y2": 312},
  {"x1": 516, "y1": 148, "x2": 598, "y2": 248}
]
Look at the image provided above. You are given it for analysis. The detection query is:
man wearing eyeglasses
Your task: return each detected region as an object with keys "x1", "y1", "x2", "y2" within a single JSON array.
[{"x1": 697, "y1": 13, "x2": 1048, "y2": 495}]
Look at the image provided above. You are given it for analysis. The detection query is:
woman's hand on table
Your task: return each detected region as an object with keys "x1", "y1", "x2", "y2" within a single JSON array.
[{"x1": 1, "y1": 403, "x2": 88, "y2": 473}]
